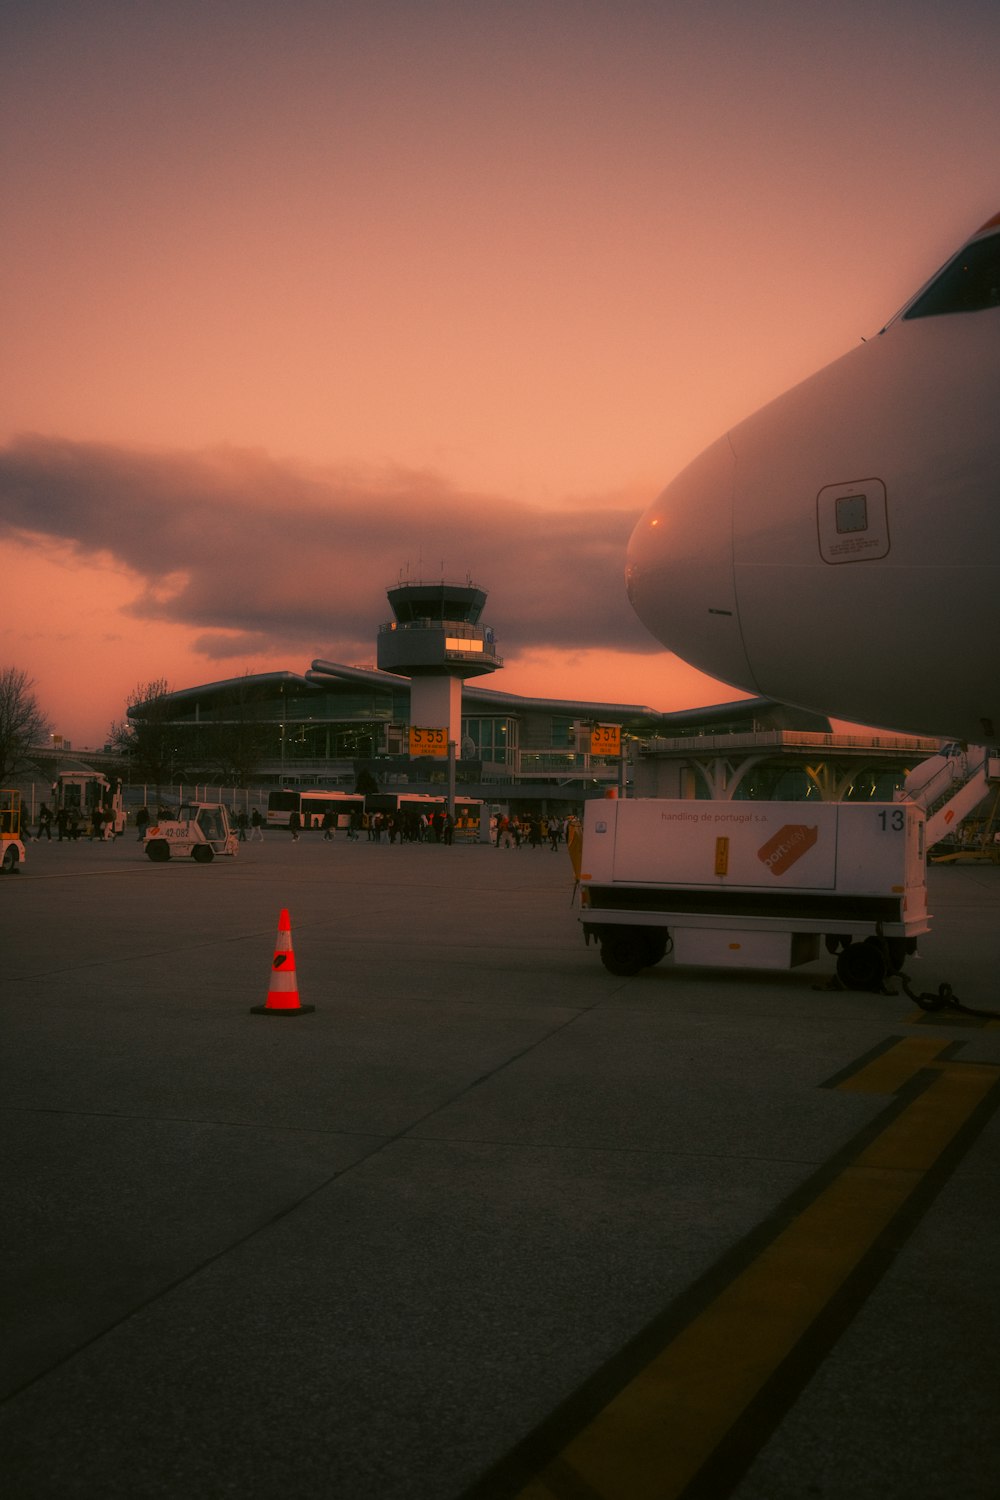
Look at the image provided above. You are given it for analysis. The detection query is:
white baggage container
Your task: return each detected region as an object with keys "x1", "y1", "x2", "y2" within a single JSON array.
[{"x1": 578, "y1": 799, "x2": 929, "y2": 987}]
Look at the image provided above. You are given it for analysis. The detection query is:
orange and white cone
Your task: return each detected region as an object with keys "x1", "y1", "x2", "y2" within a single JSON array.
[{"x1": 251, "y1": 908, "x2": 315, "y2": 1015}]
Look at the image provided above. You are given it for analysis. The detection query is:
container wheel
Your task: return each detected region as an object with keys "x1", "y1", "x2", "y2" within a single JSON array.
[
  {"x1": 600, "y1": 931, "x2": 651, "y2": 977},
  {"x1": 836, "y1": 937, "x2": 889, "y2": 992},
  {"x1": 192, "y1": 844, "x2": 215, "y2": 863},
  {"x1": 642, "y1": 931, "x2": 670, "y2": 966},
  {"x1": 2, "y1": 844, "x2": 19, "y2": 873},
  {"x1": 145, "y1": 840, "x2": 170, "y2": 862}
]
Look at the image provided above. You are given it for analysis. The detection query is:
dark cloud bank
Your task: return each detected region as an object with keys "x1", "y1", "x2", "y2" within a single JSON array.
[{"x1": 0, "y1": 435, "x2": 659, "y2": 666}]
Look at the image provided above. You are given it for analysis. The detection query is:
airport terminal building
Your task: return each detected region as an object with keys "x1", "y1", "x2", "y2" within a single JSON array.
[{"x1": 120, "y1": 582, "x2": 940, "y2": 812}]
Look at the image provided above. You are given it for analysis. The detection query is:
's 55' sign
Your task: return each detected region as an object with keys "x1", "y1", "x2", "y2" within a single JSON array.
[{"x1": 410, "y1": 726, "x2": 448, "y2": 757}]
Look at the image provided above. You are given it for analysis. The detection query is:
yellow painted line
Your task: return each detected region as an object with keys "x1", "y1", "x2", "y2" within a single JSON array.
[
  {"x1": 836, "y1": 1035, "x2": 951, "y2": 1093},
  {"x1": 516, "y1": 1050, "x2": 999, "y2": 1500},
  {"x1": 908, "y1": 1008, "x2": 1000, "y2": 1030}
]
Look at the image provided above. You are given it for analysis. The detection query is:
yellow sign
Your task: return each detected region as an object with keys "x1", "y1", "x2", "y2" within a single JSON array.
[
  {"x1": 409, "y1": 726, "x2": 448, "y2": 757},
  {"x1": 590, "y1": 723, "x2": 621, "y2": 756}
]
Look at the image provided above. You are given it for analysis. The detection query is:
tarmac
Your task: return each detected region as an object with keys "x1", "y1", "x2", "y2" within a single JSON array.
[{"x1": 2, "y1": 830, "x2": 1000, "y2": 1499}]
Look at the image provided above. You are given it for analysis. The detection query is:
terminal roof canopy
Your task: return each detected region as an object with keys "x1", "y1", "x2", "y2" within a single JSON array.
[{"x1": 127, "y1": 665, "x2": 834, "y2": 739}]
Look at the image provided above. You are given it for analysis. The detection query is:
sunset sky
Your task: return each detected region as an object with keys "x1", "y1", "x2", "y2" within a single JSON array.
[{"x1": 2, "y1": 0, "x2": 997, "y2": 747}]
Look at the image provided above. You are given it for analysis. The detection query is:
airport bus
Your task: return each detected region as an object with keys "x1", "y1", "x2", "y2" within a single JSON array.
[
  {"x1": 266, "y1": 789, "x2": 366, "y2": 830},
  {"x1": 51, "y1": 770, "x2": 126, "y2": 836},
  {"x1": 365, "y1": 793, "x2": 482, "y2": 838}
]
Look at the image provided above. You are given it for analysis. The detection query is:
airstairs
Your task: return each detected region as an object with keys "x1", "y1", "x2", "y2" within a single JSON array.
[{"x1": 896, "y1": 744, "x2": 1000, "y2": 854}]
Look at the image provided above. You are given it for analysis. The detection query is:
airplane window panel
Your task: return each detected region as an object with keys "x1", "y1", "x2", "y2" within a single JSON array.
[
  {"x1": 835, "y1": 495, "x2": 868, "y2": 534},
  {"x1": 904, "y1": 235, "x2": 1000, "y2": 319},
  {"x1": 817, "y1": 479, "x2": 889, "y2": 564}
]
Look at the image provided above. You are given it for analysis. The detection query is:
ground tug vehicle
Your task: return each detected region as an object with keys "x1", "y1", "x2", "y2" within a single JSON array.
[
  {"x1": 1, "y1": 790, "x2": 26, "y2": 873},
  {"x1": 144, "y1": 803, "x2": 239, "y2": 863},
  {"x1": 577, "y1": 798, "x2": 929, "y2": 991}
]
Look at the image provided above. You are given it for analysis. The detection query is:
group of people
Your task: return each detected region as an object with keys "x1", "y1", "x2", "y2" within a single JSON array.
[
  {"x1": 25, "y1": 801, "x2": 575, "y2": 849},
  {"x1": 31, "y1": 802, "x2": 118, "y2": 841},
  {"x1": 367, "y1": 809, "x2": 455, "y2": 844},
  {"x1": 283, "y1": 809, "x2": 574, "y2": 848},
  {"x1": 322, "y1": 808, "x2": 362, "y2": 841},
  {"x1": 494, "y1": 814, "x2": 570, "y2": 850},
  {"x1": 292, "y1": 808, "x2": 456, "y2": 844},
  {"x1": 232, "y1": 809, "x2": 266, "y2": 842}
]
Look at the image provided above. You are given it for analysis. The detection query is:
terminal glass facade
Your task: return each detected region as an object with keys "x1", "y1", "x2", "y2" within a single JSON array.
[{"x1": 462, "y1": 716, "x2": 517, "y2": 767}]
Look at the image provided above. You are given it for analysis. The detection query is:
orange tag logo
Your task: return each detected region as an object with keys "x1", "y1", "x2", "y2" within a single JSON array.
[{"x1": 757, "y1": 824, "x2": 819, "y2": 876}]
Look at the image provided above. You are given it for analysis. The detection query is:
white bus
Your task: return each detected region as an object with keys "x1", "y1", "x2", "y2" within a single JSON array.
[
  {"x1": 266, "y1": 789, "x2": 365, "y2": 830},
  {"x1": 365, "y1": 793, "x2": 482, "y2": 838},
  {"x1": 52, "y1": 770, "x2": 126, "y2": 836}
]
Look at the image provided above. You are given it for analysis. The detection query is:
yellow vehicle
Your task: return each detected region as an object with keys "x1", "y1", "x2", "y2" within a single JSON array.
[
  {"x1": 145, "y1": 803, "x2": 239, "y2": 863},
  {"x1": 1, "y1": 790, "x2": 26, "y2": 874}
]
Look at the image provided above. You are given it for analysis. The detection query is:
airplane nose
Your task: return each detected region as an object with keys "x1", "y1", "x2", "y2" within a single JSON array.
[{"x1": 626, "y1": 435, "x2": 759, "y2": 693}]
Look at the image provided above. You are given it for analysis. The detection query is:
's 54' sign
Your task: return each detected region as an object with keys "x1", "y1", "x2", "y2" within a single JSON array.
[{"x1": 590, "y1": 724, "x2": 621, "y2": 756}]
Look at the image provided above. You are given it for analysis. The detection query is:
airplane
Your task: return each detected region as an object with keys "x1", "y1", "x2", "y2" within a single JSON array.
[{"x1": 626, "y1": 210, "x2": 1000, "y2": 743}]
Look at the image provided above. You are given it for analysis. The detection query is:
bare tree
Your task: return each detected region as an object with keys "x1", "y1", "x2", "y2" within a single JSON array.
[
  {"x1": 108, "y1": 679, "x2": 184, "y2": 805},
  {"x1": 0, "y1": 667, "x2": 50, "y2": 783}
]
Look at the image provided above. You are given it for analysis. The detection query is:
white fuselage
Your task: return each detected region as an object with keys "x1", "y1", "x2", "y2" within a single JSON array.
[{"x1": 626, "y1": 215, "x2": 1000, "y2": 741}]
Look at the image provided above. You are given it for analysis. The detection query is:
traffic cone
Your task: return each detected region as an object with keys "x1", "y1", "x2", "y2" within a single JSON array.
[{"x1": 251, "y1": 909, "x2": 315, "y2": 1015}]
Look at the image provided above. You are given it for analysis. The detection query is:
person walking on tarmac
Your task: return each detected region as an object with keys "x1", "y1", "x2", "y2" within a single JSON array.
[
  {"x1": 289, "y1": 809, "x2": 301, "y2": 841},
  {"x1": 249, "y1": 807, "x2": 264, "y2": 841},
  {"x1": 37, "y1": 803, "x2": 53, "y2": 840},
  {"x1": 135, "y1": 805, "x2": 150, "y2": 841},
  {"x1": 322, "y1": 808, "x2": 336, "y2": 841}
]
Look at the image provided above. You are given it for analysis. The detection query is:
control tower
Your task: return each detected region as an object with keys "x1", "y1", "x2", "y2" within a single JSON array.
[{"x1": 376, "y1": 580, "x2": 502, "y2": 751}]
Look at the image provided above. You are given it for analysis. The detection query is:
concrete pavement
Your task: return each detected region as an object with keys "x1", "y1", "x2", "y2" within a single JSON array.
[{"x1": 2, "y1": 834, "x2": 999, "y2": 1498}]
